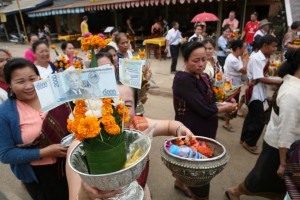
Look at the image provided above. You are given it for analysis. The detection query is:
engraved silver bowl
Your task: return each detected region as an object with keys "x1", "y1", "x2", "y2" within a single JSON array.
[
  {"x1": 68, "y1": 129, "x2": 151, "y2": 199},
  {"x1": 160, "y1": 136, "x2": 229, "y2": 187}
]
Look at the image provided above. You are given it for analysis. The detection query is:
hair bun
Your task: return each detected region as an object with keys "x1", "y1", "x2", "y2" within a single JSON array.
[{"x1": 284, "y1": 50, "x2": 294, "y2": 62}]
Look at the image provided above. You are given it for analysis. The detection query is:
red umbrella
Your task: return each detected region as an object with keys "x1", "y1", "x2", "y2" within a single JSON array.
[{"x1": 191, "y1": 12, "x2": 219, "y2": 23}]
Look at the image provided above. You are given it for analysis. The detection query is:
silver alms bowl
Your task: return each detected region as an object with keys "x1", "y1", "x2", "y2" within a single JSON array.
[
  {"x1": 68, "y1": 129, "x2": 151, "y2": 191},
  {"x1": 161, "y1": 136, "x2": 229, "y2": 187}
]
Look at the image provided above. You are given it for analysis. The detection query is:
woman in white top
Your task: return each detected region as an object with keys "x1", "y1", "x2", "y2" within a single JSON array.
[
  {"x1": 0, "y1": 49, "x2": 11, "y2": 103},
  {"x1": 108, "y1": 28, "x2": 119, "y2": 51},
  {"x1": 223, "y1": 40, "x2": 248, "y2": 132},
  {"x1": 32, "y1": 40, "x2": 55, "y2": 78},
  {"x1": 226, "y1": 49, "x2": 300, "y2": 200},
  {"x1": 115, "y1": 33, "x2": 133, "y2": 59},
  {"x1": 203, "y1": 38, "x2": 221, "y2": 80},
  {"x1": 188, "y1": 24, "x2": 204, "y2": 42}
]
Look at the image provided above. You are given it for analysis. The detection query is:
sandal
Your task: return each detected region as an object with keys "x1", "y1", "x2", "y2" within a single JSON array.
[
  {"x1": 225, "y1": 191, "x2": 232, "y2": 200},
  {"x1": 237, "y1": 112, "x2": 244, "y2": 117},
  {"x1": 174, "y1": 183, "x2": 192, "y2": 198},
  {"x1": 242, "y1": 142, "x2": 259, "y2": 155},
  {"x1": 223, "y1": 124, "x2": 235, "y2": 132}
]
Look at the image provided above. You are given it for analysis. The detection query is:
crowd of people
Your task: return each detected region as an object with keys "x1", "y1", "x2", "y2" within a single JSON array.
[{"x1": 0, "y1": 9, "x2": 300, "y2": 200}]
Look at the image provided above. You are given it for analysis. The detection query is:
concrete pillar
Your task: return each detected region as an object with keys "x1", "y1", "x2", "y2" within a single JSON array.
[{"x1": 14, "y1": 14, "x2": 21, "y2": 38}]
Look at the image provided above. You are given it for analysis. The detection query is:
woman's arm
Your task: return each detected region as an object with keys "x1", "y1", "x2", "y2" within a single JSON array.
[
  {"x1": 277, "y1": 147, "x2": 288, "y2": 177},
  {"x1": 0, "y1": 115, "x2": 40, "y2": 164},
  {"x1": 146, "y1": 118, "x2": 193, "y2": 139}
]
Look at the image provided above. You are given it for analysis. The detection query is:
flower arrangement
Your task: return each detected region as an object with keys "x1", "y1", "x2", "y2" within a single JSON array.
[
  {"x1": 72, "y1": 50, "x2": 83, "y2": 69},
  {"x1": 138, "y1": 49, "x2": 145, "y2": 60},
  {"x1": 51, "y1": 44, "x2": 59, "y2": 56},
  {"x1": 53, "y1": 55, "x2": 70, "y2": 72},
  {"x1": 213, "y1": 86, "x2": 225, "y2": 102},
  {"x1": 67, "y1": 97, "x2": 131, "y2": 174},
  {"x1": 81, "y1": 33, "x2": 108, "y2": 68},
  {"x1": 213, "y1": 72, "x2": 240, "y2": 103}
]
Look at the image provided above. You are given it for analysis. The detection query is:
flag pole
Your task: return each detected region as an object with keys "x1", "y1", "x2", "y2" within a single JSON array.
[{"x1": 16, "y1": 0, "x2": 29, "y2": 44}]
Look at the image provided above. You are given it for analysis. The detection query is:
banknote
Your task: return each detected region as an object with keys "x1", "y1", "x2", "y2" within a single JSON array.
[
  {"x1": 34, "y1": 65, "x2": 119, "y2": 111},
  {"x1": 119, "y1": 59, "x2": 144, "y2": 89},
  {"x1": 34, "y1": 78, "x2": 63, "y2": 112}
]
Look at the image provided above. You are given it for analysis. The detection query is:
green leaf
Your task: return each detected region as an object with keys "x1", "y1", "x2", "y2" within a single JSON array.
[
  {"x1": 90, "y1": 48, "x2": 98, "y2": 68},
  {"x1": 83, "y1": 141, "x2": 127, "y2": 174}
]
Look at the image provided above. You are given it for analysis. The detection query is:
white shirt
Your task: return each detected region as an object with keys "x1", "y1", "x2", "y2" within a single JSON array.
[
  {"x1": 36, "y1": 64, "x2": 53, "y2": 79},
  {"x1": 188, "y1": 33, "x2": 204, "y2": 42},
  {"x1": 0, "y1": 88, "x2": 7, "y2": 104},
  {"x1": 247, "y1": 50, "x2": 268, "y2": 103},
  {"x1": 253, "y1": 29, "x2": 267, "y2": 42},
  {"x1": 264, "y1": 75, "x2": 300, "y2": 149},
  {"x1": 108, "y1": 41, "x2": 118, "y2": 51},
  {"x1": 224, "y1": 53, "x2": 243, "y2": 86},
  {"x1": 165, "y1": 28, "x2": 182, "y2": 45}
]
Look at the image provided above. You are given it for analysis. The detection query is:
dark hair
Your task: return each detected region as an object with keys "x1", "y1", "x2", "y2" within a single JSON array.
[
  {"x1": 95, "y1": 52, "x2": 113, "y2": 64},
  {"x1": 0, "y1": 49, "x2": 10, "y2": 56},
  {"x1": 181, "y1": 42, "x2": 205, "y2": 61},
  {"x1": 110, "y1": 28, "x2": 119, "y2": 36},
  {"x1": 115, "y1": 32, "x2": 127, "y2": 45},
  {"x1": 28, "y1": 33, "x2": 38, "y2": 42},
  {"x1": 260, "y1": 34, "x2": 278, "y2": 47},
  {"x1": 100, "y1": 45, "x2": 117, "y2": 53},
  {"x1": 222, "y1": 25, "x2": 231, "y2": 33},
  {"x1": 291, "y1": 21, "x2": 300, "y2": 30},
  {"x1": 194, "y1": 24, "x2": 202, "y2": 30},
  {"x1": 252, "y1": 12, "x2": 258, "y2": 17},
  {"x1": 83, "y1": 16, "x2": 88, "y2": 20},
  {"x1": 61, "y1": 41, "x2": 73, "y2": 51},
  {"x1": 252, "y1": 41, "x2": 261, "y2": 51},
  {"x1": 230, "y1": 39, "x2": 244, "y2": 51},
  {"x1": 278, "y1": 48, "x2": 300, "y2": 78},
  {"x1": 32, "y1": 40, "x2": 49, "y2": 53},
  {"x1": 172, "y1": 21, "x2": 178, "y2": 27},
  {"x1": 202, "y1": 38, "x2": 215, "y2": 47},
  {"x1": 4, "y1": 58, "x2": 39, "y2": 99}
]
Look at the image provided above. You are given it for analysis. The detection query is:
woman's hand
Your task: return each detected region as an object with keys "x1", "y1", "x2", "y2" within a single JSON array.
[
  {"x1": 79, "y1": 182, "x2": 122, "y2": 200},
  {"x1": 225, "y1": 102, "x2": 238, "y2": 113},
  {"x1": 176, "y1": 125, "x2": 194, "y2": 140},
  {"x1": 277, "y1": 164, "x2": 286, "y2": 178},
  {"x1": 40, "y1": 144, "x2": 68, "y2": 158}
]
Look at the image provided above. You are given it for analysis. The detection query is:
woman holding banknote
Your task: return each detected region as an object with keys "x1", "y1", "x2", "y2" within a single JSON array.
[{"x1": 0, "y1": 58, "x2": 70, "y2": 200}]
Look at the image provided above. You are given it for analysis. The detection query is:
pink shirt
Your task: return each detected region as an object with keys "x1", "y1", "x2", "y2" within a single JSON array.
[
  {"x1": 24, "y1": 48, "x2": 35, "y2": 63},
  {"x1": 222, "y1": 18, "x2": 239, "y2": 29},
  {"x1": 16, "y1": 100, "x2": 56, "y2": 165}
]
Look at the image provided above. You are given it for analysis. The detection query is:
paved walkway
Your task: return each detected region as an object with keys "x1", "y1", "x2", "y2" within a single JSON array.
[{"x1": 0, "y1": 42, "x2": 270, "y2": 200}]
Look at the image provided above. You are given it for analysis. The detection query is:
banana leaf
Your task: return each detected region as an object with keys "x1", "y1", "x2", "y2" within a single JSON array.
[
  {"x1": 83, "y1": 140, "x2": 127, "y2": 174},
  {"x1": 90, "y1": 48, "x2": 98, "y2": 68}
]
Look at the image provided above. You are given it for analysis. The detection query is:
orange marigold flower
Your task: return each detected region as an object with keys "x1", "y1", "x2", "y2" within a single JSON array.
[
  {"x1": 101, "y1": 115, "x2": 115, "y2": 126},
  {"x1": 74, "y1": 50, "x2": 78, "y2": 55},
  {"x1": 54, "y1": 62, "x2": 58, "y2": 67},
  {"x1": 77, "y1": 117, "x2": 101, "y2": 140},
  {"x1": 50, "y1": 44, "x2": 56, "y2": 49},
  {"x1": 104, "y1": 124, "x2": 120, "y2": 135}
]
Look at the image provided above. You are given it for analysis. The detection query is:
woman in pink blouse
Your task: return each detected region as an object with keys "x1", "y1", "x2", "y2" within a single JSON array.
[{"x1": 0, "y1": 58, "x2": 70, "y2": 199}]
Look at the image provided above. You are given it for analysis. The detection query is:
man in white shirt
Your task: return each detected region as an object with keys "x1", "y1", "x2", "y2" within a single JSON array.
[
  {"x1": 241, "y1": 35, "x2": 282, "y2": 154},
  {"x1": 165, "y1": 21, "x2": 182, "y2": 73}
]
